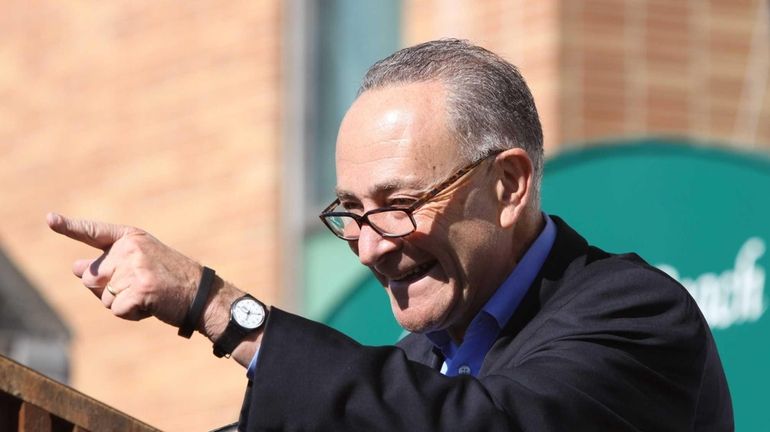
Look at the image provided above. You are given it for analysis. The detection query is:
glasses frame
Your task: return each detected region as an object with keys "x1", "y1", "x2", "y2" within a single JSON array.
[{"x1": 319, "y1": 151, "x2": 501, "y2": 240}]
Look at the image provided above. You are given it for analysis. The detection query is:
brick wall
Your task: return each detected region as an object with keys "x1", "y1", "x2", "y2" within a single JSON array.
[
  {"x1": 562, "y1": 0, "x2": 770, "y2": 150},
  {"x1": 0, "y1": 1, "x2": 282, "y2": 430},
  {"x1": 403, "y1": 0, "x2": 770, "y2": 153}
]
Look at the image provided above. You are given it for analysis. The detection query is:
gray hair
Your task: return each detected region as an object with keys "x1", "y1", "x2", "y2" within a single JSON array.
[{"x1": 358, "y1": 39, "x2": 544, "y2": 199}]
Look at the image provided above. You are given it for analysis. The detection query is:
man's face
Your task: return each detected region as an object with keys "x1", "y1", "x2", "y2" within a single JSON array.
[{"x1": 335, "y1": 81, "x2": 511, "y2": 337}]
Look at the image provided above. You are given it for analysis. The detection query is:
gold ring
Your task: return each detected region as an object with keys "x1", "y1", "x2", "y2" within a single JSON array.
[{"x1": 106, "y1": 284, "x2": 120, "y2": 296}]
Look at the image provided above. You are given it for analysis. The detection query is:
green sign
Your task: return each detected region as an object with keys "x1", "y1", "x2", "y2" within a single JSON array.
[{"x1": 541, "y1": 138, "x2": 769, "y2": 430}]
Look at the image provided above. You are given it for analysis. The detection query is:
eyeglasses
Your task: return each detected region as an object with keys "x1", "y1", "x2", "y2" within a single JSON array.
[{"x1": 319, "y1": 151, "x2": 501, "y2": 240}]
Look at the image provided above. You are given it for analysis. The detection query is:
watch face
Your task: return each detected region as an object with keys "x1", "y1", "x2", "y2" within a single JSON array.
[{"x1": 232, "y1": 298, "x2": 265, "y2": 329}]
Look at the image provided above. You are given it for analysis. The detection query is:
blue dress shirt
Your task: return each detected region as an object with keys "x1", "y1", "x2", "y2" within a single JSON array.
[{"x1": 426, "y1": 213, "x2": 556, "y2": 377}]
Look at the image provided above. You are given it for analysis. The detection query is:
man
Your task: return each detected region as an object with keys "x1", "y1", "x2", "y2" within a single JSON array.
[{"x1": 49, "y1": 39, "x2": 733, "y2": 430}]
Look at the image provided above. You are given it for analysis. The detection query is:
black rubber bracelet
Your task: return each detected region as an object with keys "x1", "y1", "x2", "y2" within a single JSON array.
[{"x1": 178, "y1": 266, "x2": 216, "y2": 339}]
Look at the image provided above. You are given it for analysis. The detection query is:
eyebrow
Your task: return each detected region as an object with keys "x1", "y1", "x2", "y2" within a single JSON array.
[{"x1": 335, "y1": 178, "x2": 427, "y2": 201}]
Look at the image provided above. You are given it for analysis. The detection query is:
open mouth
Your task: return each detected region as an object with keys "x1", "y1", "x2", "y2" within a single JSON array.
[{"x1": 391, "y1": 261, "x2": 437, "y2": 283}]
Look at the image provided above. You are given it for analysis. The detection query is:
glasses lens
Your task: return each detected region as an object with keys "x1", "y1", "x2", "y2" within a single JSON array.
[
  {"x1": 368, "y1": 210, "x2": 415, "y2": 237},
  {"x1": 325, "y1": 215, "x2": 360, "y2": 239}
]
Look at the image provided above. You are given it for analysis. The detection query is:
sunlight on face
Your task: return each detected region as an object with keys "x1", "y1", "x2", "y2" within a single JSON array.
[{"x1": 335, "y1": 81, "x2": 509, "y2": 337}]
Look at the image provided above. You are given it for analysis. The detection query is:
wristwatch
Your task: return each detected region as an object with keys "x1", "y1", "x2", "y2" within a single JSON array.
[{"x1": 213, "y1": 294, "x2": 267, "y2": 358}]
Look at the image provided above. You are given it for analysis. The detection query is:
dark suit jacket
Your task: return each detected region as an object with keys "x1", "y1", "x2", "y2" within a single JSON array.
[{"x1": 239, "y1": 216, "x2": 733, "y2": 431}]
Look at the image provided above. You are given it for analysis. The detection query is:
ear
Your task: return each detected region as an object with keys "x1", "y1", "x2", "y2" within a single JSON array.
[{"x1": 494, "y1": 148, "x2": 534, "y2": 229}]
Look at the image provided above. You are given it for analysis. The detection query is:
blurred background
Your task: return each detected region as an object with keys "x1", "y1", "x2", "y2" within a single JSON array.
[{"x1": 1, "y1": 0, "x2": 768, "y2": 430}]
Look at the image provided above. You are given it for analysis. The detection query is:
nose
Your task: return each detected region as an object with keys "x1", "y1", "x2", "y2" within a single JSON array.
[{"x1": 354, "y1": 224, "x2": 400, "y2": 266}]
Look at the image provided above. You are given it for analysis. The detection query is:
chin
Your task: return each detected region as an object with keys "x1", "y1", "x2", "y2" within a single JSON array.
[
  {"x1": 390, "y1": 298, "x2": 454, "y2": 335},
  {"x1": 394, "y1": 315, "x2": 430, "y2": 334}
]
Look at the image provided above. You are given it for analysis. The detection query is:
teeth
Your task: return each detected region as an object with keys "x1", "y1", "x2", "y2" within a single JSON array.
[{"x1": 394, "y1": 262, "x2": 433, "y2": 281}]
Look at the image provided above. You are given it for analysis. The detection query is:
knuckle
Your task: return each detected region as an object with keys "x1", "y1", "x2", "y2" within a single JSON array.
[
  {"x1": 118, "y1": 231, "x2": 153, "y2": 255},
  {"x1": 81, "y1": 273, "x2": 100, "y2": 289},
  {"x1": 100, "y1": 296, "x2": 112, "y2": 308},
  {"x1": 110, "y1": 300, "x2": 136, "y2": 320},
  {"x1": 117, "y1": 236, "x2": 139, "y2": 253},
  {"x1": 134, "y1": 273, "x2": 154, "y2": 290},
  {"x1": 112, "y1": 308, "x2": 130, "y2": 319},
  {"x1": 124, "y1": 224, "x2": 143, "y2": 234},
  {"x1": 93, "y1": 272, "x2": 110, "y2": 286}
]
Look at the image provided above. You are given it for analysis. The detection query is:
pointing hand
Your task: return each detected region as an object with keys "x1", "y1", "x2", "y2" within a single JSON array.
[{"x1": 47, "y1": 212, "x2": 204, "y2": 327}]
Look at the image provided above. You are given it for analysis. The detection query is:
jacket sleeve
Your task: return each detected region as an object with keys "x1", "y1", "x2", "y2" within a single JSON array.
[
  {"x1": 239, "y1": 307, "x2": 513, "y2": 432},
  {"x1": 238, "y1": 265, "x2": 730, "y2": 432}
]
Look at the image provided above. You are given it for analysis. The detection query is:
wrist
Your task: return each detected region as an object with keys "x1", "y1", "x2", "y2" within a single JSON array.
[
  {"x1": 198, "y1": 278, "x2": 267, "y2": 367},
  {"x1": 177, "y1": 266, "x2": 216, "y2": 338},
  {"x1": 229, "y1": 325, "x2": 264, "y2": 368},
  {"x1": 199, "y1": 276, "x2": 242, "y2": 341}
]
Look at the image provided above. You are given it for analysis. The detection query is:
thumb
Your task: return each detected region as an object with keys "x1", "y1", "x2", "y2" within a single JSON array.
[{"x1": 47, "y1": 212, "x2": 132, "y2": 251}]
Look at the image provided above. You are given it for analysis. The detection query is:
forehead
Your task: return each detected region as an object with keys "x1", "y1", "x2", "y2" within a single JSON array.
[{"x1": 335, "y1": 81, "x2": 463, "y2": 198}]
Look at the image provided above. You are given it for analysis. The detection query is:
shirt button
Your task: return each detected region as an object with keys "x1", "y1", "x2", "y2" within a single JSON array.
[{"x1": 458, "y1": 365, "x2": 471, "y2": 375}]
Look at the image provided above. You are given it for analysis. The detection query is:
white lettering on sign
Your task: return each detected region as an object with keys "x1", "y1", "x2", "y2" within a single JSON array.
[{"x1": 656, "y1": 237, "x2": 767, "y2": 330}]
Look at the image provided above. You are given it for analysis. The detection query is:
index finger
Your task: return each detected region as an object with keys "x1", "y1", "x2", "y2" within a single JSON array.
[{"x1": 47, "y1": 212, "x2": 132, "y2": 251}]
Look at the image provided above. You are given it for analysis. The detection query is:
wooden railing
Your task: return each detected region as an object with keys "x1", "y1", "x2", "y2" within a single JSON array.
[{"x1": 0, "y1": 355, "x2": 159, "y2": 432}]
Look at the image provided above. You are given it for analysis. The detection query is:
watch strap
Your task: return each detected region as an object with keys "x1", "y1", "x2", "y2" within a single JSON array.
[
  {"x1": 213, "y1": 321, "x2": 249, "y2": 358},
  {"x1": 178, "y1": 266, "x2": 216, "y2": 339}
]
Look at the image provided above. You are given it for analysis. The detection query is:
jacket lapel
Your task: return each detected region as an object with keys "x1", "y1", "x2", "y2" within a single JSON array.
[{"x1": 480, "y1": 216, "x2": 590, "y2": 375}]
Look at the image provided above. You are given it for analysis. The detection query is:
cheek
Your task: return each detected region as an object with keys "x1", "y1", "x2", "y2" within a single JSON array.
[
  {"x1": 417, "y1": 189, "x2": 497, "y2": 234},
  {"x1": 446, "y1": 220, "x2": 501, "y2": 282},
  {"x1": 411, "y1": 193, "x2": 499, "y2": 277},
  {"x1": 464, "y1": 187, "x2": 500, "y2": 221},
  {"x1": 411, "y1": 212, "x2": 486, "y2": 269}
]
